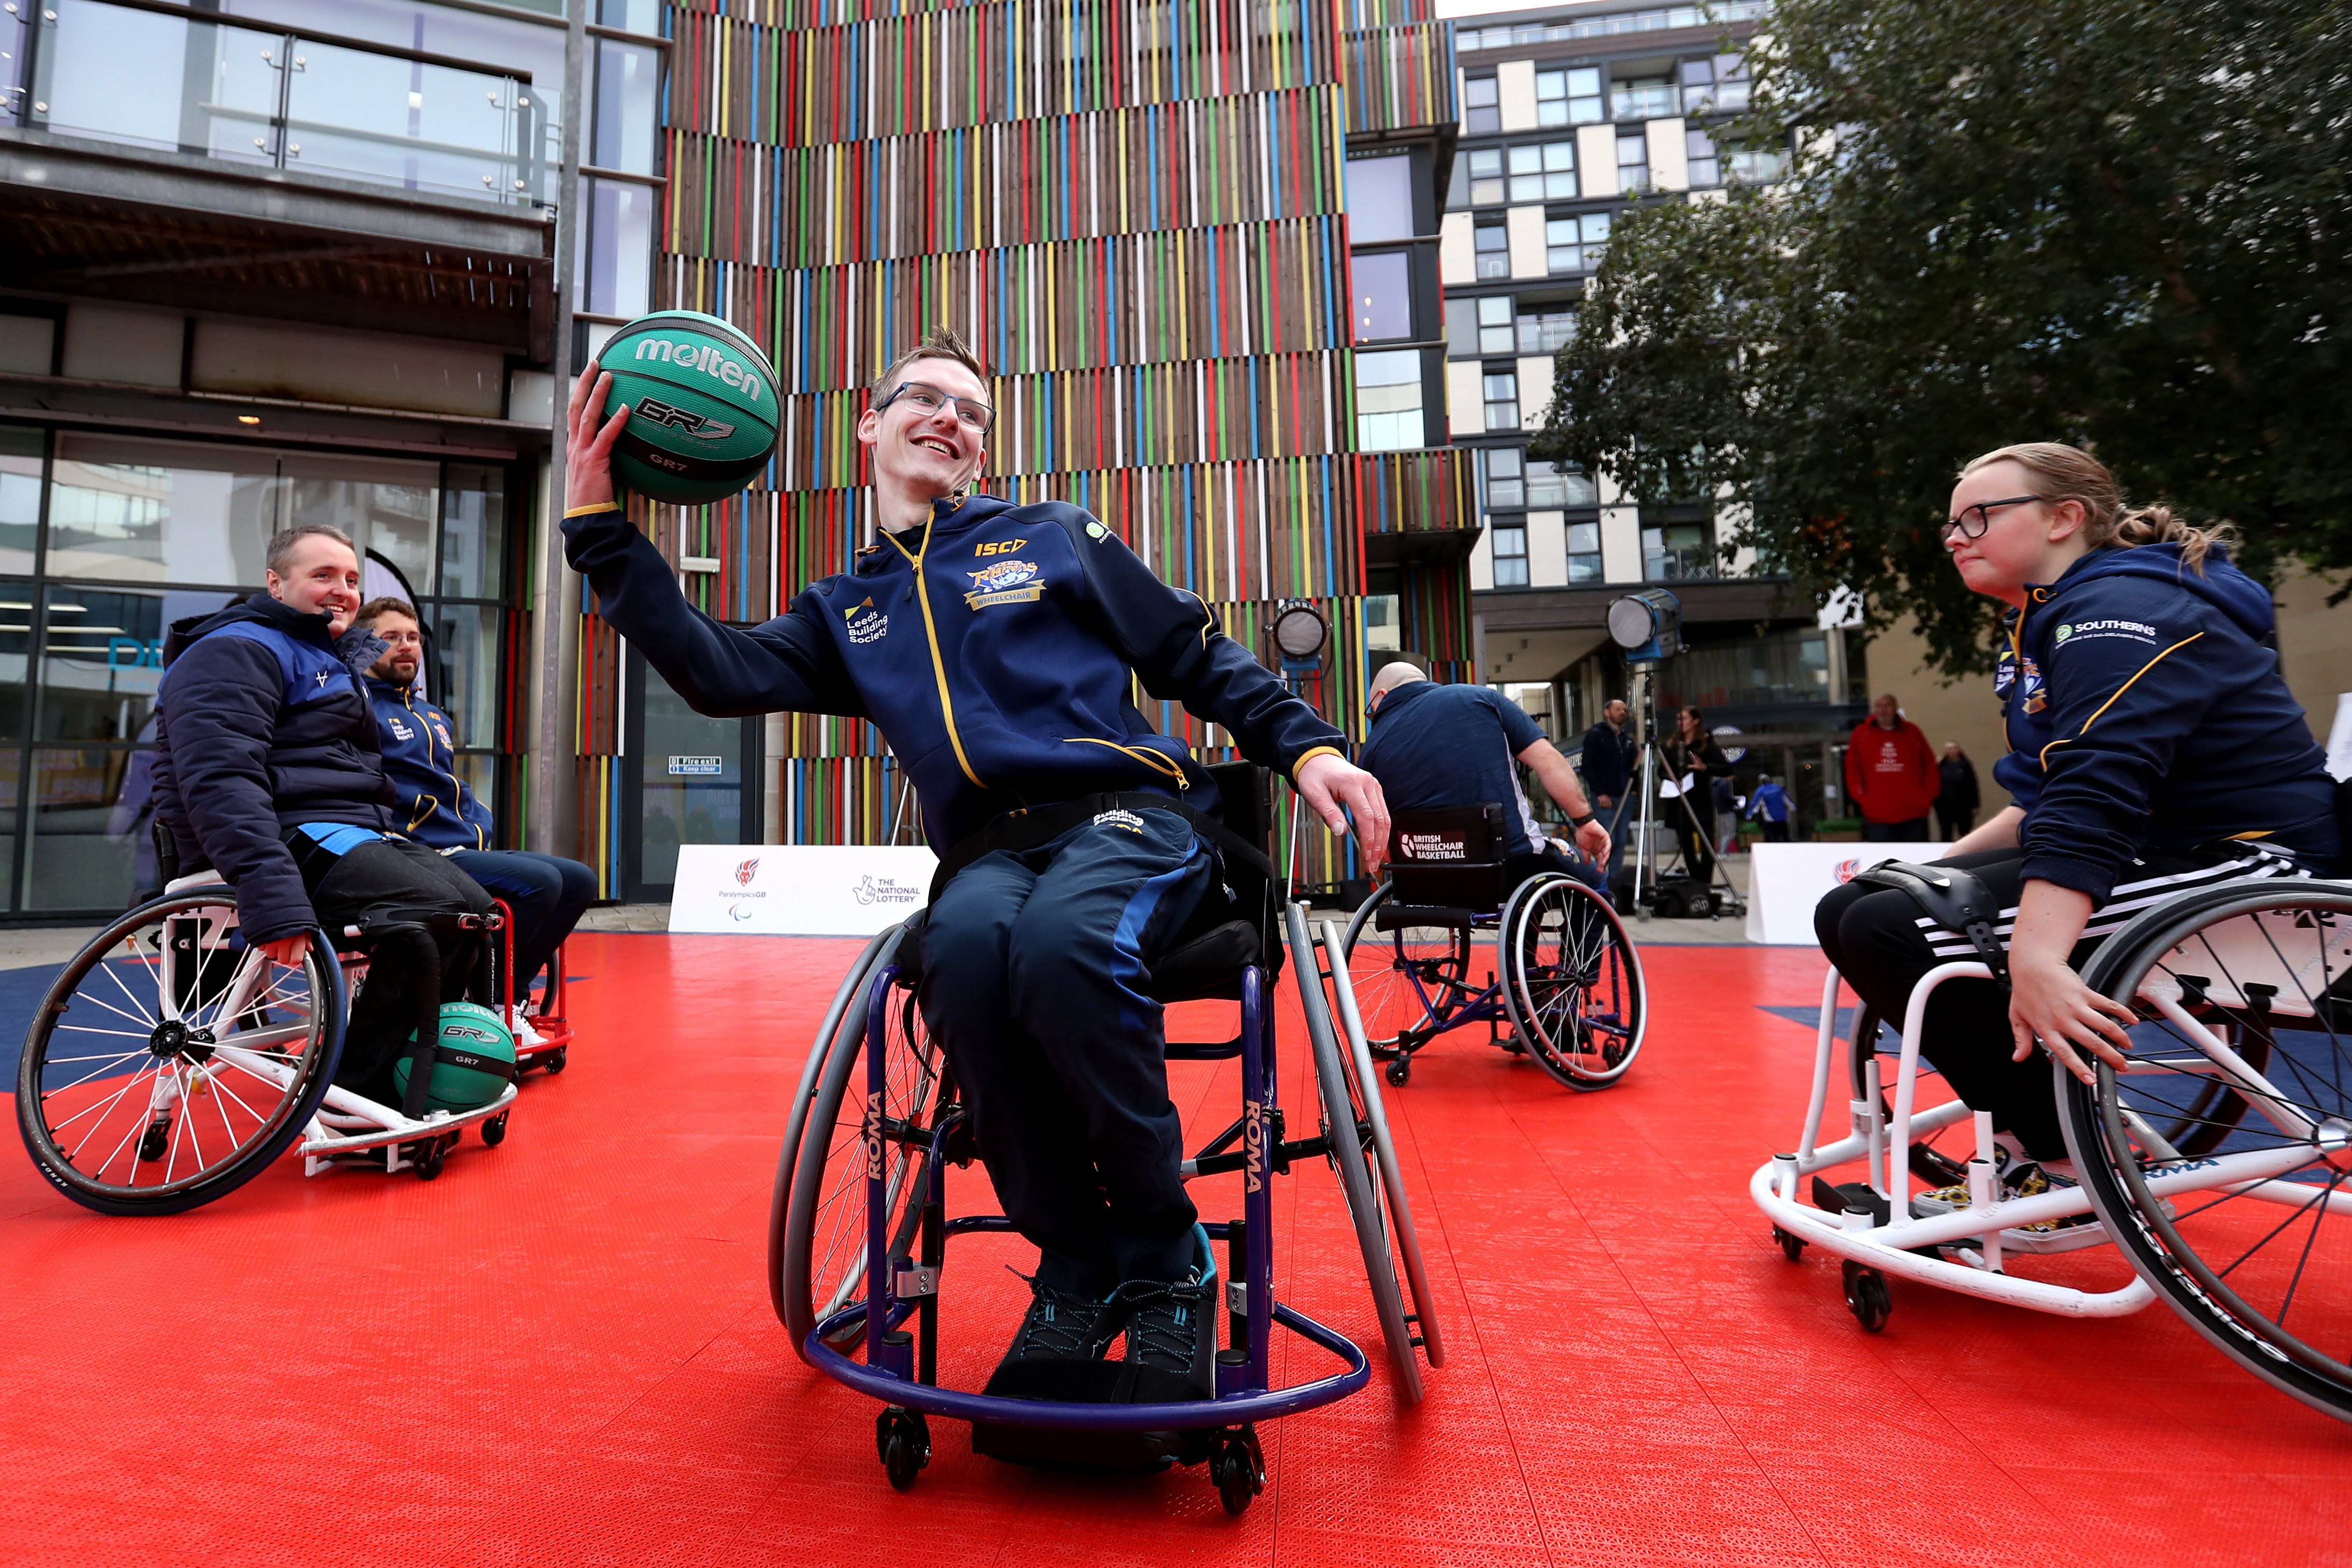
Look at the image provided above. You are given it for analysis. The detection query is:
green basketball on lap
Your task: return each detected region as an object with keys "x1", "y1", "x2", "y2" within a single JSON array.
[
  {"x1": 393, "y1": 1001, "x2": 518, "y2": 1113},
  {"x1": 599, "y1": 310, "x2": 782, "y2": 505}
]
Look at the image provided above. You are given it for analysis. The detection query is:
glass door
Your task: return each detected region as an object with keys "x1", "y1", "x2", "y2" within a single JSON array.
[{"x1": 622, "y1": 649, "x2": 760, "y2": 903}]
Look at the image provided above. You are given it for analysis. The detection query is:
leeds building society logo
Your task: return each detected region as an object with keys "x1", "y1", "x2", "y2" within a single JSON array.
[
  {"x1": 965, "y1": 559, "x2": 1042, "y2": 610},
  {"x1": 633, "y1": 395, "x2": 736, "y2": 441},
  {"x1": 844, "y1": 596, "x2": 889, "y2": 645},
  {"x1": 1093, "y1": 808, "x2": 1146, "y2": 834}
]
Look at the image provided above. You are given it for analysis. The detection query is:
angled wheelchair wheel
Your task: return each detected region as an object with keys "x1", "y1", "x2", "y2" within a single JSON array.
[
  {"x1": 1500, "y1": 875, "x2": 1646, "y2": 1090},
  {"x1": 1337, "y1": 882, "x2": 1475, "y2": 1060},
  {"x1": 16, "y1": 890, "x2": 344, "y2": 1216},
  {"x1": 777, "y1": 948, "x2": 948, "y2": 1364},
  {"x1": 2063, "y1": 881, "x2": 2352, "y2": 1424},
  {"x1": 1287, "y1": 906, "x2": 1430, "y2": 1402}
]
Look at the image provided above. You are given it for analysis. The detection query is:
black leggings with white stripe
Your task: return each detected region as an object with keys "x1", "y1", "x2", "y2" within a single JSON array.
[{"x1": 1813, "y1": 846, "x2": 2300, "y2": 1160}]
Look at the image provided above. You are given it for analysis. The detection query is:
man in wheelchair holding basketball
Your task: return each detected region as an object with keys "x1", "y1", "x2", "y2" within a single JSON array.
[
  {"x1": 1816, "y1": 443, "x2": 2341, "y2": 1226},
  {"x1": 151, "y1": 524, "x2": 499, "y2": 1110},
  {"x1": 562, "y1": 329, "x2": 1388, "y2": 1406}
]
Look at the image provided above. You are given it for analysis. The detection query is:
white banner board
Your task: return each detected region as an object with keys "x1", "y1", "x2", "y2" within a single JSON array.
[
  {"x1": 668, "y1": 844, "x2": 938, "y2": 936},
  {"x1": 1745, "y1": 840, "x2": 1944, "y2": 945}
]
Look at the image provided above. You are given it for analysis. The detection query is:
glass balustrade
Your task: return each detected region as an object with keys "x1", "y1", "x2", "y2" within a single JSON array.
[{"x1": 8, "y1": 0, "x2": 541, "y2": 207}]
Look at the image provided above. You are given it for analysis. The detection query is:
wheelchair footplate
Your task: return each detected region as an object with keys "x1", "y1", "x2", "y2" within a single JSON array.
[{"x1": 297, "y1": 1082, "x2": 519, "y2": 1179}]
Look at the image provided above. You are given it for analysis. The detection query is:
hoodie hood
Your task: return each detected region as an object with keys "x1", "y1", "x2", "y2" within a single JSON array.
[
  {"x1": 163, "y1": 593, "x2": 332, "y2": 667},
  {"x1": 2048, "y1": 544, "x2": 2273, "y2": 642}
]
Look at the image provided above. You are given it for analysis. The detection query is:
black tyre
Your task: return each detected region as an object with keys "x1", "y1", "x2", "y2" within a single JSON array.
[
  {"x1": 2062, "y1": 881, "x2": 2352, "y2": 1425},
  {"x1": 1500, "y1": 875, "x2": 1645, "y2": 1090},
  {"x1": 1212, "y1": 1427, "x2": 1264, "y2": 1517},
  {"x1": 481, "y1": 1111, "x2": 509, "y2": 1147},
  {"x1": 778, "y1": 944, "x2": 946, "y2": 1363},
  {"x1": 544, "y1": 1046, "x2": 568, "y2": 1074},
  {"x1": 1842, "y1": 1260, "x2": 1890, "y2": 1332},
  {"x1": 877, "y1": 1407, "x2": 929, "y2": 1492},
  {"x1": 1336, "y1": 884, "x2": 1473, "y2": 1062},
  {"x1": 16, "y1": 891, "x2": 344, "y2": 1217},
  {"x1": 1288, "y1": 905, "x2": 1425, "y2": 1402},
  {"x1": 1773, "y1": 1225, "x2": 1805, "y2": 1262}
]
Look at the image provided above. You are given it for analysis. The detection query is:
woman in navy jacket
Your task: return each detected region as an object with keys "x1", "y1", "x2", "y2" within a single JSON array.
[{"x1": 1816, "y1": 443, "x2": 2339, "y2": 1217}]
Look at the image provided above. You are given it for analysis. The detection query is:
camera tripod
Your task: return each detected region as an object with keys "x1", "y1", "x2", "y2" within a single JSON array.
[{"x1": 1609, "y1": 665, "x2": 1746, "y2": 921}]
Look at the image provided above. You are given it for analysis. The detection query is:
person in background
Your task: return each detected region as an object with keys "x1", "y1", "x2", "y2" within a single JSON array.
[
  {"x1": 1746, "y1": 773, "x2": 1792, "y2": 842},
  {"x1": 1936, "y1": 742, "x2": 1981, "y2": 842},
  {"x1": 1659, "y1": 706, "x2": 1731, "y2": 885},
  {"x1": 1578, "y1": 697, "x2": 1636, "y2": 889},
  {"x1": 355, "y1": 596, "x2": 596, "y2": 1043},
  {"x1": 1845, "y1": 693, "x2": 1940, "y2": 841},
  {"x1": 1713, "y1": 772, "x2": 1740, "y2": 858}
]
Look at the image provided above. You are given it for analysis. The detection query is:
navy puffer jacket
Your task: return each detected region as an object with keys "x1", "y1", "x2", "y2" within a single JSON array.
[{"x1": 151, "y1": 595, "x2": 398, "y2": 943}]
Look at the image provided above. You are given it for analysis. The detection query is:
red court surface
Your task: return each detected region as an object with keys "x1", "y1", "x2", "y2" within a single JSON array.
[{"x1": 3, "y1": 932, "x2": 2347, "y2": 1566}]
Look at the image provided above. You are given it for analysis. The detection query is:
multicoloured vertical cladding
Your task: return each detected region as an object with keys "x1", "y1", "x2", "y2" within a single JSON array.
[{"x1": 624, "y1": 0, "x2": 1469, "y2": 884}]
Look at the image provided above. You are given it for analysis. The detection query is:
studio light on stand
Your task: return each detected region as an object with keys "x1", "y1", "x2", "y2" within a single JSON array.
[{"x1": 1607, "y1": 590, "x2": 1741, "y2": 921}]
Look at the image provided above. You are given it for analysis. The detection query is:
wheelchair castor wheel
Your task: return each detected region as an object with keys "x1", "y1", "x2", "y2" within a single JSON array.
[
  {"x1": 481, "y1": 1111, "x2": 508, "y2": 1147},
  {"x1": 1384, "y1": 1058, "x2": 1411, "y2": 1088},
  {"x1": 876, "y1": 1407, "x2": 930, "y2": 1492},
  {"x1": 413, "y1": 1136, "x2": 450, "y2": 1182},
  {"x1": 138, "y1": 1113, "x2": 172, "y2": 1164},
  {"x1": 1841, "y1": 1259, "x2": 1891, "y2": 1332},
  {"x1": 544, "y1": 1046, "x2": 568, "y2": 1074},
  {"x1": 1772, "y1": 1225, "x2": 1805, "y2": 1263},
  {"x1": 1210, "y1": 1425, "x2": 1265, "y2": 1517}
]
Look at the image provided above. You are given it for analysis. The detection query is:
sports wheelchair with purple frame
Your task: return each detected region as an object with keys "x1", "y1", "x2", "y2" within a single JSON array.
[{"x1": 765, "y1": 765, "x2": 1444, "y2": 1514}]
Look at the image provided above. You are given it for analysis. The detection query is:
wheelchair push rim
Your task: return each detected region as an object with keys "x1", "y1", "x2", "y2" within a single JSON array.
[
  {"x1": 1501, "y1": 874, "x2": 1646, "y2": 1089},
  {"x1": 16, "y1": 891, "x2": 345, "y2": 1216},
  {"x1": 2064, "y1": 880, "x2": 2352, "y2": 1420}
]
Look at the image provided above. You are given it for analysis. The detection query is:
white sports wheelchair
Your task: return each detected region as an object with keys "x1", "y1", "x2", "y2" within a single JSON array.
[
  {"x1": 15, "y1": 868, "x2": 520, "y2": 1216},
  {"x1": 1753, "y1": 860, "x2": 2352, "y2": 1423},
  {"x1": 764, "y1": 764, "x2": 1446, "y2": 1514}
]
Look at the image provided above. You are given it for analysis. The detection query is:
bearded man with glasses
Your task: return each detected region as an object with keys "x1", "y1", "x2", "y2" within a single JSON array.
[{"x1": 561, "y1": 327, "x2": 1389, "y2": 1418}]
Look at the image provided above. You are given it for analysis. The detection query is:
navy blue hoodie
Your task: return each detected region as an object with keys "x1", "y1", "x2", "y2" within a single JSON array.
[
  {"x1": 152, "y1": 595, "x2": 398, "y2": 943},
  {"x1": 1992, "y1": 544, "x2": 2339, "y2": 902},
  {"x1": 562, "y1": 494, "x2": 1346, "y2": 848},
  {"x1": 367, "y1": 678, "x2": 494, "y2": 850}
]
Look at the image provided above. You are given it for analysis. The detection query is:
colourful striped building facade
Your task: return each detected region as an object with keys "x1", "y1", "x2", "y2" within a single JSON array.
[{"x1": 577, "y1": 0, "x2": 1471, "y2": 891}]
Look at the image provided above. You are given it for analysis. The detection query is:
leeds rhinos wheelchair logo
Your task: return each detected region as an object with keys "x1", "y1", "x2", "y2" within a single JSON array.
[
  {"x1": 965, "y1": 559, "x2": 1042, "y2": 610},
  {"x1": 633, "y1": 395, "x2": 736, "y2": 440}
]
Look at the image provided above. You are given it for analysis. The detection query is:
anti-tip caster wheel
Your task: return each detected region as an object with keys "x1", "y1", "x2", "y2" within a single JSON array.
[
  {"x1": 1772, "y1": 1225, "x2": 1806, "y2": 1263},
  {"x1": 1841, "y1": 1259, "x2": 1891, "y2": 1332},
  {"x1": 544, "y1": 1046, "x2": 568, "y2": 1074},
  {"x1": 876, "y1": 1407, "x2": 930, "y2": 1492},
  {"x1": 481, "y1": 1111, "x2": 509, "y2": 1147},
  {"x1": 413, "y1": 1136, "x2": 449, "y2": 1182},
  {"x1": 138, "y1": 1114, "x2": 171, "y2": 1164},
  {"x1": 1384, "y1": 1058, "x2": 1411, "y2": 1088},
  {"x1": 1210, "y1": 1426, "x2": 1265, "y2": 1517}
]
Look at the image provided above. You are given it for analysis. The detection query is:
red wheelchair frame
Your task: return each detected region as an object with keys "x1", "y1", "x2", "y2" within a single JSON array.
[{"x1": 489, "y1": 897, "x2": 575, "y2": 1075}]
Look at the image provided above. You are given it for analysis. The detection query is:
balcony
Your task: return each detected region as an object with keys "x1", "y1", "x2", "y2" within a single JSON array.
[
  {"x1": 1355, "y1": 446, "x2": 1479, "y2": 566},
  {"x1": 0, "y1": 0, "x2": 555, "y2": 351}
]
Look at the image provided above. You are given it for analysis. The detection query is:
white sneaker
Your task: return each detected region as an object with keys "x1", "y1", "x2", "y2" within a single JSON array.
[{"x1": 509, "y1": 1012, "x2": 546, "y2": 1050}]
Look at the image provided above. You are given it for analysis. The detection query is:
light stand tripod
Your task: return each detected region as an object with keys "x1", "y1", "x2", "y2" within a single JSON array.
[{"x1": 1619, "y1": 664, "x2": 1746, "y2": 922}]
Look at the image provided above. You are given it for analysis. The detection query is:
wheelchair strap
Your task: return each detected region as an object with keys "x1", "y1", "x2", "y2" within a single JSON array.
[
  {"x1": 1851, "y1": 859, "x2": 2011, "y2": 985},
  {"x1": 928, "y1": 792, "x2": 1277, "y2": 906}
]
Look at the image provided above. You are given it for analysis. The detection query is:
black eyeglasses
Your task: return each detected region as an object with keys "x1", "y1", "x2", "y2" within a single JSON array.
[
  {"x1": 877, "y1": 379, "x2": 995, "y2": 435},
  {"x1": 1941, "y1": 494, "x2": 2043, "y2": 543}
]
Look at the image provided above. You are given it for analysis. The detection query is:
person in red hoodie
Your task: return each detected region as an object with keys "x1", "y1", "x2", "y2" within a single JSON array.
[{"x1": 1844, "y1": 693, "x2": 1940, "y2": 840}]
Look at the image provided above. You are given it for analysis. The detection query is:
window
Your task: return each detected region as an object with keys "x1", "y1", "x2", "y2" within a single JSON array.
[
  {"x1": 1616, "y1": 133, "x2": 1650, "y2": 193},
  {"x1": 1679, "y1": 53, "x2": 1749, "y2": 116},
  {"x1": 1482, "y1": 369, "x2": 1520, "y2": 432},
  {"x1": 1473, "y1": 219, "x2": 1510, "y2": 280},
  {"x1": 1567, "y1": 520, "x2": 1603, "y2": 583},
  {"x1": 1345, "y1": 154, "x2": 1417, "y2": 243},
  {"x1": 1478, "y1": 296, "x2": 1515, "y2": 355},
  {"x1": 1642, "y1": 520, "x2": 1715, "y2": 580},
  {"x1": 1526, "y1": 460, "x2": 1595, "y2": 508},
  {"x1": 1507, "y1": 141, "x2": 1577, "y2": 203},
  {"x1": 1352, "y1": 251, "x2": 1413, "y2": 342},
  {"x1": 1355, "y1": 349, "x2": 1425, "y2": 451},
  {"x1": 1534, "y1": 66, "x2": 1603, "y2": 126},
  {"x1": 1545, "y1": 212, "x2": 1610, "y2": 274},
  {"x1": 1611, "y1": 75, "x2": 1677, "y2": 121},
  {"x1": 1727, "y1": 139, "x2": 1790, "y2": 186},
  {"x1": 1685, "y1": 125, "x2": 1721, "y2": 188},
  {"x1": 1484, "y1": 447, "x2": 1524, "y2": 509},
  {"x1": 1492, "y1": 520, "x2": 1529, "y2": 587},
  {"x1": 1444, "y1": 298, "x2": 1479, "y2": 357},
  {"x1": 1517, "y1": 306, "x2": 1575, "y2": 355},
  {"x1": 1463, "y1": 74, "x2": 1500, "y2": 135},
  {"x1": 1463, "y1": 148, "x2": 1506, "y2": 206}
]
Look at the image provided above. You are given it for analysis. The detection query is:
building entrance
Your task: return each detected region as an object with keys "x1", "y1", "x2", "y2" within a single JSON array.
[{"x1": 621, "y1": 649, "x2": 761, "y2": 903}]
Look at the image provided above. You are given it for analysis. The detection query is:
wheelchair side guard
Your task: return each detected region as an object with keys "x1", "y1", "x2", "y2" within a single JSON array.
[{"x1": 1850, "y1": 859, "x2": 2009, "y2": 983}]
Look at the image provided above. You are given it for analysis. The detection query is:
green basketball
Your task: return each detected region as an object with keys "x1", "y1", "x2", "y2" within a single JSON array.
[
  {"x1": 600, "y1": 310, "x2": 782, "y2": 505},
  {"x1": 393, "y1": 1001, "x2": 518, "y2": 1114}
]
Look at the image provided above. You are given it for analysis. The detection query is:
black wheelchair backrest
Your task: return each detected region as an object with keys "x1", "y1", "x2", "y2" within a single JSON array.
[{"x1": 1388, "y1": 804, "x2": 1511, "y2": 913}]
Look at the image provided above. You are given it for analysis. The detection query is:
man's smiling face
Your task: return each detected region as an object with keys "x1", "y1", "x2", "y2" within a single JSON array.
[{"x1": 857, "y1": 356, "x2": 990, "y2": 498}]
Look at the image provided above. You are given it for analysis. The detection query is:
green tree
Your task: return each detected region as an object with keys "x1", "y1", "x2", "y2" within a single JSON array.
[{"x1": 1534, "y1": 0, "x2": 2352, "y2": 674}]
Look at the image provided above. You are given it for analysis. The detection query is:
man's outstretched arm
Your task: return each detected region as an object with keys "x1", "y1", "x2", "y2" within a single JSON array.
[{"x1": 1520, "y1": 738, "x2": 1609, "y2": 863}]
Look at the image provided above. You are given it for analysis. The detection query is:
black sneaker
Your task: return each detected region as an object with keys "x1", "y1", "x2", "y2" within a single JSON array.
[
  {"x1": 980, "y1": 1273, "x2": 1122, "y2": 1403},
  {"x1": 1110, "y1": 1228, "x2": 1218, "y2": 1403}
]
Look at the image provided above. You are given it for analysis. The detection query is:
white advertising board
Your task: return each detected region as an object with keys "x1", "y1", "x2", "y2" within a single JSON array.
[
  {"x1": 668, "y1": 844, "x2": 939, "y2": 936},
  {"x1": 1745, "y1": 840, "x2": 1944, "y2": 945}
]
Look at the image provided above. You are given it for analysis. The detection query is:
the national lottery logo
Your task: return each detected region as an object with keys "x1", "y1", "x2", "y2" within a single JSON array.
[{"x1": 965, "y1": 559, "x2": 1043, "y2": 609}]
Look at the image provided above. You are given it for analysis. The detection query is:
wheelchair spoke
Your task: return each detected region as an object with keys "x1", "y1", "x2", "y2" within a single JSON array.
[
  {"x1": 73, "y1": 983, "x2": 164, "y2": 1035},
  {"x1": 93, "y1": 949, "x2": 163, "y2": 1031}
]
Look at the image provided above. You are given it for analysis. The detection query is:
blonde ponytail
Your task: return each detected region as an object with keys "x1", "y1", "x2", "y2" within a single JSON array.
[{"x1": 1959, "y1": 443, "x2": 2232, "y2": 573}]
